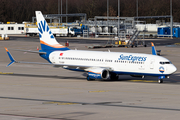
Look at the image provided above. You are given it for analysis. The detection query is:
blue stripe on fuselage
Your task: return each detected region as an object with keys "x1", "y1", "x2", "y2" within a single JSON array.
[{"x1": 61, "y1": 68, "x2": 169, "y2": 77}]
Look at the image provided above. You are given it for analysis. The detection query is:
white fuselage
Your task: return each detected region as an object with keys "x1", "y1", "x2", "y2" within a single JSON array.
[{"x1": 49, "y1": 50, "x2": 177, "y2": 76}]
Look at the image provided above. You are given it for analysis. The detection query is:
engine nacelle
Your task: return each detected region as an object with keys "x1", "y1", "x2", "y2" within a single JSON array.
[{"x1": 87, "y1": 68, "x2": 110, "y2": 80}]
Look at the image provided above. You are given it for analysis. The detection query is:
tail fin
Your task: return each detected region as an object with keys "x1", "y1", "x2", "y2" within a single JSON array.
[
  {"x1": 151, "y1": 42, "x2": 157, "y2": 55},
  {"x1": 35, "y1": 11, "x2": 70, "y2": 51}
]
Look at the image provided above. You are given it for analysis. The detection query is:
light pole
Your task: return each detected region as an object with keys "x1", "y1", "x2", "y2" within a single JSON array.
[
  {"x1": 107, "y1": 0, "x2": 109, "y2": 17},
  {"x1": 170, "y1": 0, "x2": 173, "y2": 39},
  {"x1": 61, "y1": 0, "x2": 62, "y2": 23},
  {"x1": 107, "y1": 0, "x2": 109, "y2": 35},
  {"x1": 136, "y1": 0, "x2": 138, "y2": 19},
  {"x1": 58, "y1": 0, "x2": 60, "y2": 14},
  {"x1": 118, "y1": 0, "x2": 120, "y2": 39},
  {"x1": 170, "y1": 0, "x2": 172, "y2": 16},
  {"x1": 118, "y1": 0, "x2": 120, "y2": 17},
  {"x1": 66, "y1": 0, "x2": 68, "y2": 23}
]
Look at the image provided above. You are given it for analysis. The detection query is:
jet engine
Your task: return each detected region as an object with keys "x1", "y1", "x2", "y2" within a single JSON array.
[{"x1": 87, "y1": 68, "x2": 110, "y2": 80}]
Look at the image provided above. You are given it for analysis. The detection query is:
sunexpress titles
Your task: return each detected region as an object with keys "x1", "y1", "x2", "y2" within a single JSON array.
[{"x1": 118, "y1": 54, "x2": 147, "y2": 62}]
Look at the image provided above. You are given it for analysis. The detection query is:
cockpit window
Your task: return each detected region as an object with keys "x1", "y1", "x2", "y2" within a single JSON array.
[{"x1": 160, "y1": 61, "x2": 172, "y2": 65}]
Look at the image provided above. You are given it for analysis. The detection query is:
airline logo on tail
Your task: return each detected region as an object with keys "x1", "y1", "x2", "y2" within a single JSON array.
[
  {"x1": 38, "y1": 20, "x2": 54, "y2": 39},
  {"x1": 36, "y1": 11, "x2": 70, "y2": 51}
]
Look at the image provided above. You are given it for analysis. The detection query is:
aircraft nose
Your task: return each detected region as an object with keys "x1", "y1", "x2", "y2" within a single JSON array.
[
  {"x1": 170, "y1": 65, "x2": 177, "y2": 74},
  {"x1": 173, "y1": 66, "x2": 177, "y2": 73}
]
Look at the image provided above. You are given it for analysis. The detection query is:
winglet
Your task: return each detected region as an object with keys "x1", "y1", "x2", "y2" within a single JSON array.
[
  {"x1": 151, "y1": 42, "x2": 157, "y2": 55},
  {"x1": 4, "y1": 47, "x2": 16, "y2": 67}
]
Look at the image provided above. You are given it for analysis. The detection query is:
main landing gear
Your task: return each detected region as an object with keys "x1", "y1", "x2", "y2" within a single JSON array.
[{"x1": 110, "y1": 73, "x2": 119, "y2": 80}]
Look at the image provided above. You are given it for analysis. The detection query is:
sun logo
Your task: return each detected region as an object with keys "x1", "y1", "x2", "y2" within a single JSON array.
[
  {"x1": 159, "y1": 66, "x2": 165, "y2": 73},
  {"x1": 38, "y1": 20, "x2": 54, "y2": 39}
]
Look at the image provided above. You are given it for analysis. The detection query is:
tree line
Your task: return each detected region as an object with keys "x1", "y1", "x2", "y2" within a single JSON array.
[{"x1": 0, "y1": 0, "x2": 180, "y2": 23}]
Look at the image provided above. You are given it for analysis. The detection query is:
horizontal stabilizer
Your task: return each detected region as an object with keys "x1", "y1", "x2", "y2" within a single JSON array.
[
  {"x1": 15, "y1": 61, "x2": 51, "y2": 65},
  {"x1": 5, "y1": 47, "x2": 51, "y2": 66},
  {"x1": 9, "y1": 49, "x2": 46, "y2": 54}
]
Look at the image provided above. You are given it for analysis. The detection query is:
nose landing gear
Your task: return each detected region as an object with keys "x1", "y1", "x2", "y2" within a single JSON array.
[
  {"x1": 158, "y1": 76, "x2": 166, "y2": 84},
  {"x1": 158, "y1": 79, "x2": 163, "y2": 84}
]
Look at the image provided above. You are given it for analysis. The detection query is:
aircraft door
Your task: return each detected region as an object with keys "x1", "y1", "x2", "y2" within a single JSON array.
[{"x1": 150, "y1": 59, "x2": 155, "y2": 69}]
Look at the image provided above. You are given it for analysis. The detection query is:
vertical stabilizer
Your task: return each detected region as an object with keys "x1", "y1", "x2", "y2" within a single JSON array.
[{"x1": 35, "y1": 11, "x2": 70, "y2": 51}]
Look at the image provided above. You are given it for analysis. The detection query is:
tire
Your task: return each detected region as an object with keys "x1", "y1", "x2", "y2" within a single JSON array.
[{"x1": 158, "y1": 79, "x2": 163, "y2": 84}]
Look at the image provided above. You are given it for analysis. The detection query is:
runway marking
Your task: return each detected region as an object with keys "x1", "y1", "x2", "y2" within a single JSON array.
[
  {"x1": 0, "y1": 113, "x2": 62, "y2": 120},
  {"x1": 1, "y1": 96, "x2": 180, "y2": 111},
  {"x1": 88, "y1": 90, "x2": 109, "y2": 93},
  {"x1": 43, "y1": 101, "x2": 79, "y2": 105},
  {"x1": 0, "y1": 72, "x2": 14, "y2": 75},
  {"x1": 130, "y1": 80, "x2": 157, "y2": 83}
]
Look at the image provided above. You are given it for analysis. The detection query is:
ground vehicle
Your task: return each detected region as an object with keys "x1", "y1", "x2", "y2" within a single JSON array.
[{"x1": 25, "y1": 23, "x2": 74, "y2": 37}]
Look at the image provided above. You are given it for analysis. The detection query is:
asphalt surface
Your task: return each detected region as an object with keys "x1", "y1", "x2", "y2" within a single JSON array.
[{"x1": 0, "y1": 36, "x2": 180, "y2": 120}]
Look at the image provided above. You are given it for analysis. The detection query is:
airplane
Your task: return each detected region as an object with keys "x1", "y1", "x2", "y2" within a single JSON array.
[{"x1": 5, "y1": 11, "x2": 177, "y2": 84}]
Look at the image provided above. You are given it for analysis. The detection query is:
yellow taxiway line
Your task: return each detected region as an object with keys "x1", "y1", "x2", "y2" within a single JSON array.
[
  {"x1": 130, "y1": 80, "x2": 157, "y2": 83},
  {"x1": 0, "y1": 72, "x2": 14, "y2": 75}
]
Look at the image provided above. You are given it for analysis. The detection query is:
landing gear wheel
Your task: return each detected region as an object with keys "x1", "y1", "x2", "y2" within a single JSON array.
[{"x1": 158, "y1": 79, "x2": 163, "y2": 84}]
